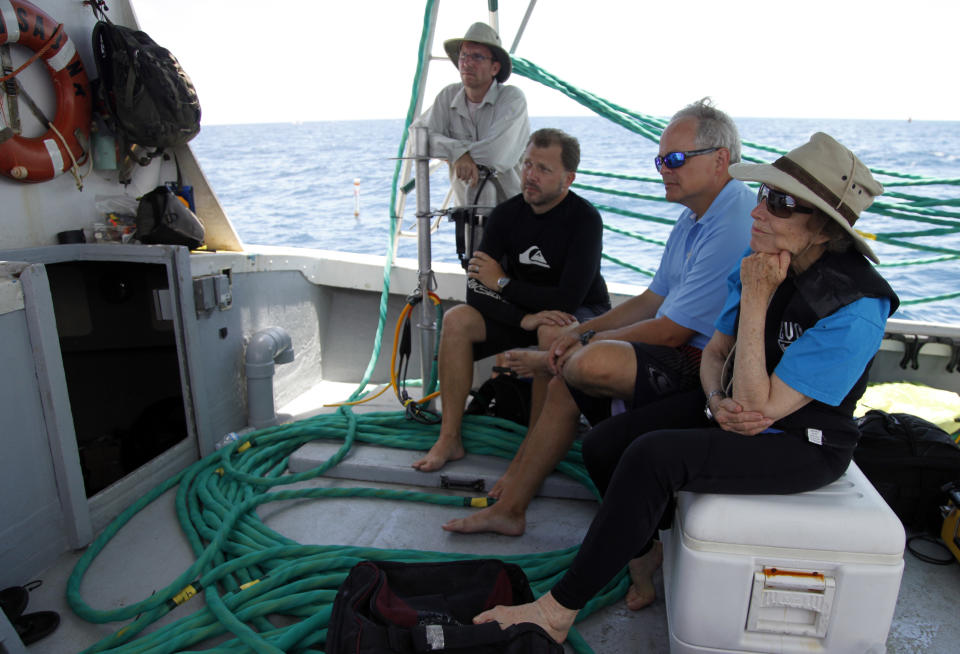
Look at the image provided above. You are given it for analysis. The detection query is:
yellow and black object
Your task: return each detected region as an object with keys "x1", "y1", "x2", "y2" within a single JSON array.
[{"x1": 941, "y1": 482, "x2": 960, "y2": 564}]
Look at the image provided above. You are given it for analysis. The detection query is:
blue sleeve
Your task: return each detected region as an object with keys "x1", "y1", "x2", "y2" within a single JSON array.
[
  {"x1": 775, "y1": 296, "x2": 891, "y2": 405},
  {"x1": 650, "y1": 182, "x2": 755, "y2": 348},
  {"x1": 647, "y1": 218, "x2": 683, "y2": 298}
]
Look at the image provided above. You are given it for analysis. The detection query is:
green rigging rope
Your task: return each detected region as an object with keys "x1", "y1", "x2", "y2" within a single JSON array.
[
  {"x1": 67, "y1": 412, "x2": 618, "y2": 654},
  {"x1": 510, "y1": 55, "x2": 960, "y2": 309}
]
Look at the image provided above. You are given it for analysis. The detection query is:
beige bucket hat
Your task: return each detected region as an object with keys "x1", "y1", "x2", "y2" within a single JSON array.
[
  {"x1": 729, "y1": 132, "x2": 883, "y2": 263},
  {"x1": 444, "y1": 22, "x2": 511, "y2": 83}
]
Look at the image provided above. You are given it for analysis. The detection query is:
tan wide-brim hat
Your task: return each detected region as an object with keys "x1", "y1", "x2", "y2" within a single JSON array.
[
  {"x1": 444, "y1": 22, "x2": 511, "y2": 83},
  {"x1": 729, "y1": 132, "x2": 883, "y2": 263}
]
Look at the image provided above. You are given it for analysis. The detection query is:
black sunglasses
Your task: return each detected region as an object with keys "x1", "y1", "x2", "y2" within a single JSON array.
[
  {"x1": 654, "y1": 147, "x2": 720, "y2": 173},
  {"x1": 757, "y1": 183, "x2": 816, "y2": 219}
]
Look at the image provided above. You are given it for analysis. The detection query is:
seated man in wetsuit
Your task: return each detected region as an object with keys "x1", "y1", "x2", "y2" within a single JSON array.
[{"x1": 413, "y1": 128, "x2": 610, "y2": 472}]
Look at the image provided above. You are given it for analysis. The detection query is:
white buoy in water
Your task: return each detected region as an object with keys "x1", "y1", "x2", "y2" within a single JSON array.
[{"x1": 353, "y1": 178, "x2": 361, "y2": 218}]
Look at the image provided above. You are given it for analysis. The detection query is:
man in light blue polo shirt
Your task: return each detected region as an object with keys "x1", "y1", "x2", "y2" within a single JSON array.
[{"x1": 443, "y1": 99, "x2": 755, "y2": 550}]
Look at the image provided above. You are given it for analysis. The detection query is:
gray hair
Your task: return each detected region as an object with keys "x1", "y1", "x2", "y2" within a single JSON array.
[{"x1": 670, "y1": 97, "x2": 742, "y2": 164}]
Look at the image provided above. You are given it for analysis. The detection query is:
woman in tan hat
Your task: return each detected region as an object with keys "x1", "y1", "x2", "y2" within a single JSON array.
[{"x1": 472, "y1": 133, "x2": 900, "y2": 643}]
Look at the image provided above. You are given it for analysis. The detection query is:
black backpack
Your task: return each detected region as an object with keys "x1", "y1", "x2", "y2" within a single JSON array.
[
  {"x1": 135, "y1": 185, "x2": 205, "y2": 249},
  {"x1": 326, "y1": 559, "x2": 563, "y2": 653},
  {"x1": 465, "y1": 369, "x2": 531, "y2": 426},
  {"x1": 854, "y1": 409, "x2": 960, "y2": 534},
  {"x1": 91, "y1": 18, "x2": 200, "y2": 150}
]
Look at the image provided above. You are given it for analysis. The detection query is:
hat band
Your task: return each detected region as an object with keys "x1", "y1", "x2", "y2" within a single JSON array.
[{"x1": 772, "y1": 157, "x2": 859, "y2": 226}]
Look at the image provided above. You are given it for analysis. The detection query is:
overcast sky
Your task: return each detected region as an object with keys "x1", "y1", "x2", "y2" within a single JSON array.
[{"x1": 131, "y1": 0, "x2": 958, "y2": 125}]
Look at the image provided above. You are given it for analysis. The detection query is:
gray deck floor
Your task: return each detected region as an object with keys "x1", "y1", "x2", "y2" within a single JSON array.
[{"x1": 18, "y1": 381, "x2": 960, "y2": 653}]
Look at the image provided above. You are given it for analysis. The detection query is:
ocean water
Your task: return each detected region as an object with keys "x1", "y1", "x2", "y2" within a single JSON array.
[{"x1": 190, "y1": 116, "x2": 960, "y2": 323}]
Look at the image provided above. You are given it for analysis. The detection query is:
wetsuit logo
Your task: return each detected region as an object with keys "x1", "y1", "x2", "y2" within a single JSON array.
[
  {"x1": 778, "y1": 321, "x2": 804, "y2": 351},
  {"x1": 519, "y1": 246, "x2": 549, "y2": 269}
]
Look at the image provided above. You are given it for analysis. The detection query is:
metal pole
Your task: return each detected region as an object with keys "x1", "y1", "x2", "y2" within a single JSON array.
[
  {"x1": 411, "y1": 126, "x2": 436, "y2": 406},
  {"x1": 488, "y1": 1, "x2": 499, "y2": 36},
  {"x1": 509, "y1": 0, "x2": 538, "y2": 54}
]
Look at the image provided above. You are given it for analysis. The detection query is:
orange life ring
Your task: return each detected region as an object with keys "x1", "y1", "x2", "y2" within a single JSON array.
[{"x1": 0, "y1": 0, "x2": 91, "y2": 182}]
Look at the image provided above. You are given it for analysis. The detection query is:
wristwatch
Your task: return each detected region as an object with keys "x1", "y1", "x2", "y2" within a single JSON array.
[
  {"x1": 704, "y1": 390, "x2": 725, "y2": 421},
  {"x1": 579, "y1": 329, "x2": 596, "y2": 346},
  {"x1": 497, "y1": 277, "x2": 511, "y2": 292}
]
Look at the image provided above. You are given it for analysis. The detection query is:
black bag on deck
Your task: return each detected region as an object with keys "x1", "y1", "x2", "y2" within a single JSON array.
[
  {"x1": 854, "y1": 409, "x2": 960, "y2": 534},
  {"x1": 465, "y1": 369, "x2": 531, "y2": 426},
  {"x1": 326, "y1": 559, "x2": 562, "y2": 653},
  {"x1": 136, "y1": 185, "x2": 204, "y2": 249},
  {"x1": 92, "y1": 20, "x2": 201, "y2": 149}
]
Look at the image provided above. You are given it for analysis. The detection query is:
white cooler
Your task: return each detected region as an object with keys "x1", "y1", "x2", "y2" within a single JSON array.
[{"x1": 661, "y1": 461, "x2": 904, "y2": 654}]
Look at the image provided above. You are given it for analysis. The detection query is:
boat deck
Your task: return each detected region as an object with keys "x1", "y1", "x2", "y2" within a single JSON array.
[{"x1": 17, "y1": 381, "x2": 960, "y2": 653}]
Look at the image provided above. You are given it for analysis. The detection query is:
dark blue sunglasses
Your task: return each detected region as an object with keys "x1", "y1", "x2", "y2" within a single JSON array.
[{"x1": 654, "y1": 147, "x2": 720, "y2": 172}]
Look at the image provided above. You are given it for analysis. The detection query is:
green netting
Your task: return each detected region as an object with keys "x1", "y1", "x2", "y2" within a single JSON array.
[{"x1": 506, "y1": 56, "x2": 960, "y2": 306}]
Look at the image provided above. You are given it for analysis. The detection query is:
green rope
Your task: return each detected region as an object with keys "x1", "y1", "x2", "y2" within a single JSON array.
[
  {"x1": 601, "y1": 252, "x2": 656, "y2": 278},
  {"x1": 900, "y1": 289, "x2": 960, "y2": 306},
  {"x1": 67, "y1": 412, "x2": 616, "y2": 654},
  {"x1": 509, "y1": 55, "x2": 960, "y2": 309}
]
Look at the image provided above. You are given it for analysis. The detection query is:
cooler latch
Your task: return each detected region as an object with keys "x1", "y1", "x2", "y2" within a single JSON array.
[{"x1": 746, "y1": 567, "x2": 836, "y2": 638}]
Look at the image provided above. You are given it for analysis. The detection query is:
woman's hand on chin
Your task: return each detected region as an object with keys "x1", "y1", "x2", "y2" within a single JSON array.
[{"x1": 741, "y1": 250, "x2": 790, "y2": 299}]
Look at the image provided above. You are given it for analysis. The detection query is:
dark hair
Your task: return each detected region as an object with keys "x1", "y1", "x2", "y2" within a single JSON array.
[
  {"x1": 670, "y1": 97, "x2": 742, "y2": 164},
  {"x1": 528, "y1": 128, "x2": 580, "y2": 172},
  {"x1": 810, "y1": 210, "x2": 855, "y2": 253}
]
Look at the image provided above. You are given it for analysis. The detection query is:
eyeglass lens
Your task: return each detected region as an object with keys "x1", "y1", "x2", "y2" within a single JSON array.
[
  {"x1": 459, "y1": 52, "x2": 489, "y2": 63},
  {"x1": 654, "y1": 147, "x2": 719, "y2": 173},
  {"x1": 654, "y1": 152, "x2": 686, "y2": 172},
  {"x1": 758, "y1": 184, "x2": 813, "y2": 218}
]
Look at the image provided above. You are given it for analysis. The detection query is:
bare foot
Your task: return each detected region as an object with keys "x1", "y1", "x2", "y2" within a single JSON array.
[
  {"x1": 489, "y1": 473, "x2": 510, "y2": 499},
  {"x1": 412, "y1": 437, "x2": 465, "y2": 472},
  {"x1": 502, "y1": 349, "x2": 549, "y2": 378},
  {"x1": 442, "y1": 504, "x2": 526, "y2": 536},
  {"x1": 474, "y1": 591, "x2": 577, "y2": 644},
  {"x1": 625, "y1": 540, "x2": 663, "y2": 610},
  {"x1": 491, "y1": 353, "x2": 508, "y2": 377}
]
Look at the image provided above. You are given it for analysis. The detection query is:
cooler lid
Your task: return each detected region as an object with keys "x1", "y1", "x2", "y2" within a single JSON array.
[{"x1": 675, "y1": 461, "x2": 905, "y2": 559}]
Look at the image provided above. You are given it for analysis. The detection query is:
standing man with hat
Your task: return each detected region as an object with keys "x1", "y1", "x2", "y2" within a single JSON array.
[{"x1": 411, "y1": 22, "x2": 529, "y2": 208}]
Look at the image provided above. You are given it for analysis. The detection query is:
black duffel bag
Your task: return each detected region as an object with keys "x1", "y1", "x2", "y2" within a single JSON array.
[
  {"x1": 854, "y1": 409, "x2": 960, "y2": 534},
  {"x1": 135, "y1": 185, "x2": 205, "y2": 249},
  {"x1": 326, "y1": 559, "x2": 562, "y2": 653},
  {"x1": 465, "y1": 369, "x2": 531, "y2": 427}
]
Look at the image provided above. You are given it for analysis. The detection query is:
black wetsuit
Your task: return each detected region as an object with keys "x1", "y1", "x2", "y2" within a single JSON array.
[
  {"x1": 466, "y1": 191, "x2": 610, "y2": 359},
  {"x1": 550, "y1": 250, "x2": 899, "y2": 610}
]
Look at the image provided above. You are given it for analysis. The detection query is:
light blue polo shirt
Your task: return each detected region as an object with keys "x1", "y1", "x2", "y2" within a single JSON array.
[{"x1": 649, "y1": 179, "x2": 755, "y2": 350}]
